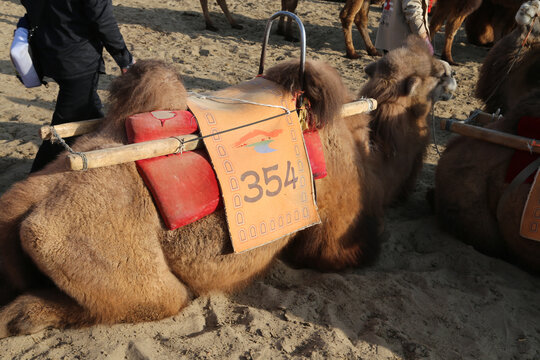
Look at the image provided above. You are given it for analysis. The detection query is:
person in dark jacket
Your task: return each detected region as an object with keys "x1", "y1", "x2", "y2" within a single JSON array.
[{"x1": 18, "y1": 0, "x2": 134, "y2": 173}]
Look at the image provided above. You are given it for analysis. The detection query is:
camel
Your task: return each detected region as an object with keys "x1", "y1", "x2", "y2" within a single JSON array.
[
  {"x1": 464, "y1": 0, "x2": 517, "y2": 47},
  {"x1": 475, "y1": 0, "x2": 540, "y2": 113},
  {"x1": 340, "y1": 0, "x2": 385, "y2": 59},
  {"x1": 429, "y1": 0, "x2": 523, "y2": 65},
  {"x1": 433, "y1": 1, "x2": 540, "y2": 272},
  {"x1": 0, "y1": 38, "x2": 455, "y2": 337}
]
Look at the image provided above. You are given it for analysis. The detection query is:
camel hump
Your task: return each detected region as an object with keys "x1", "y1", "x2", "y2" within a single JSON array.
[{"x1": 263, "y1": 59, "x2": 350, "y2": 129}]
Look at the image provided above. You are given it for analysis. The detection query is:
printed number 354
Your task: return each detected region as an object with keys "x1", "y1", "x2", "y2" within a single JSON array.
[{"x1": 240, "y1": 160, "x2": 298, "y2": 203}]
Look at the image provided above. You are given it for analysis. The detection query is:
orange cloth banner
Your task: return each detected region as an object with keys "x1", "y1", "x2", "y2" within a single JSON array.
[
  {"x1": 520, "y1": 170, "x2": 540, "y2": 242},
  {"x1": 187, "y1": 77, "x2": 320, "y2": 252}
]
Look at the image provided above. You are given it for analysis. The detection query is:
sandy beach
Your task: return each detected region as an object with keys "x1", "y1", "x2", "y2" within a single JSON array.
[{"x1": 0, "y1": 0, "x2": 539, "y2": 358}]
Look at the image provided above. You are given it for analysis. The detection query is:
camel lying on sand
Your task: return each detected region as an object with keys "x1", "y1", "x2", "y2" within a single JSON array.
[
  {"x1": 434, "y1": 1, "x2": 540, "y2": 272},
  {"x1": 429, "y1": 0, "x2": 523, "y2": 65},
  {"x1": 0, "y1": 38, "x2": 455, "y2": 337}
]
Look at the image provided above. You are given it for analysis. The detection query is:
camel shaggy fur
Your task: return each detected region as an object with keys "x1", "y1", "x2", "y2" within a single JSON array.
[
  {"x1": 429, "y1": 0, "x2": 523, "y2": 65},
  {"x1": 476, "y1": 0, "x2": 540, "y2": 113},
  {"x1": 340, "y1": 0, "x2": 385, "y2": 58},
  {"x1": 434, "y1": 89, "x2": 540, "y2": 273},
  {"x1": 434, "y1": 2, "x2": 540, "y2": 272},
  {"x1": 0, "y1": 39, "x2": 455, "y2": 337}
]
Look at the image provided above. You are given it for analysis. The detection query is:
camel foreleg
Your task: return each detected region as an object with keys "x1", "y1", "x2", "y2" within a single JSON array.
[
  {"x1": 0, "y1": 289, "x2": 91, "y2": 339},
  {"x1": 340, "y1": 0, "x2": 366, "y2": 59},
  {"x1": 216, "y1": 0, "x2": 243, "y2": 29},
  {"x1": 354, "y1": 0, "x2": 380, "y2": 56}
]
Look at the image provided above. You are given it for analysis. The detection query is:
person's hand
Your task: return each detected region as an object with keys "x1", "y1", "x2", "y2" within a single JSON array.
[
  {"x1": 423, "y1": 35, "x2": 434, "y2": 55},
  {"x1": 121, "y1": 59, "x2": 136, "y2": 74}
]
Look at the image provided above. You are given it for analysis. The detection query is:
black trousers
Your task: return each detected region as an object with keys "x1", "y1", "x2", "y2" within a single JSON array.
[{"x1": 30, "y1": 72, "x2": 104, "y2": 173}]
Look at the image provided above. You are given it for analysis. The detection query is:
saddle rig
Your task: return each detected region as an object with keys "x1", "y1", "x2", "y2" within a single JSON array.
[{"x1": 40, "y1": 11, "x2": 376, "y2": 252}]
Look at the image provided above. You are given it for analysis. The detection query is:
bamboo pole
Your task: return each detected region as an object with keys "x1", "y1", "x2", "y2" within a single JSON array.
[
  {"x1": 440, "y1": 118, "x2": 540, "y2": 154},
  {"x1": 68, "y1": 135, "x2": 203, "y2": 171},
  {"x1": 341, "y1": 98, "x2": 377, "y2": 118},
  {"x1": 65, "y1": 98, "x2": 377, "y2": 171},
  {"x1": 40, "y1": 118, "x2": 103, "y2": 140},
  {"x1": 42, "y1": 99, "x2": 377, "y2": 140}
]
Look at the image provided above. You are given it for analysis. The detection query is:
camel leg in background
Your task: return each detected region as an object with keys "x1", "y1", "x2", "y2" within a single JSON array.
[
  {"x1": 340, "y1": 0, "x2": 366, "y2": 59},
  {"x1": 277, "y1": 0, "x2": 299, "y2": 41},
  {"x1": 199, "y1": 0, "x2": 218, "y2": 31},
  {"x1": 215, "y1": 0, "x2": 243, "y2": 29},
  {"x1": 441, "y1": 14, "x2": 468, "y2": 65},
  {"x1": 428, "y1": 3, "x2": 446, "y2": 41},
  {"x1": 354, "y1": 0, "x2": 380, "y2": 56}
]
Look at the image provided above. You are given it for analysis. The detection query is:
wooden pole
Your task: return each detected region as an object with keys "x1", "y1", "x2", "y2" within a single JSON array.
[
  {"x1": 40, "y1": 118, "x2": 103, "y2": 140},
  {"x1": 467, "y1": 109, "x2": 503, "y2": 125},
  {"x1": 341, "y1": 98, "x2": 377, "y2": 118},
  {"x1": 42, "y1": 99, "x2": 377, "y2": 140},
  {"x1": 65, "y1": 98, "x2": 377, "y2": 171},
  {"x1": 440, "y1": 118, "x2": 540, "y2": 154},
  {"x1": 68, "y1": 135, "x2": 203, "y2": 171}
]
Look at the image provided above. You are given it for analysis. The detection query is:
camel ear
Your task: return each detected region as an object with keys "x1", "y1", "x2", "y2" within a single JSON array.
[
  {"x1": 403, "y1": 76, "x2": 421, "y2": 96},
  {"x1": 365, "y1": 62, "x2": 377, "y2": 78}
]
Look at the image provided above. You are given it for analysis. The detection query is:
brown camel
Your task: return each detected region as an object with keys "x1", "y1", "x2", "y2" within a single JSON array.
[
  {"x1": 434, "y1": 1, "x2": 540, "y2": 272},
  {"x1": 475, "y1": 0, "x2": 540, "y2": 113},
  {"x1": 464, "y1": 0, "x2": 517, "y2": 47},
  {"x1": 340, "y1": 0, "x2": 385, "y2": 59},
  {"x1": 0, "y1": 38, "x2": 455, "y2": 337},
  {"x1": 429, "y1": 0, "x2": 523, "y2": 65},
  {"x1": 434, "y1": 90, "x2": 540, "y2": 273}
]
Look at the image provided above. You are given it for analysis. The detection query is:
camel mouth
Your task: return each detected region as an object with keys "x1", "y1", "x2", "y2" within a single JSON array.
[{"x1": 515, "y1": 1, "x2": 540, "y2": 26}]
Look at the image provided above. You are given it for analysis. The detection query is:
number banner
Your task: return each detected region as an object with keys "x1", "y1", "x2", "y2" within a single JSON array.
[{"x1": 187, "y1": 77, "x2": 321, "y2": 253}]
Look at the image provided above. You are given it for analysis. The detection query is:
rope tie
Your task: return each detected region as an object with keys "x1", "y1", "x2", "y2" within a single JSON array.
[
  {"x1": 362, "y1": 97, "x2": 376, "y2": 112},
  {"x1": 172, "y1": 136, "x2": 186, "y2": 154},
  {"x1": 49, "y1": 126, "x2": 88, "y2": 171},
  {"x1": 430, "y1": 108, "x2": 442, "y2": 157}
]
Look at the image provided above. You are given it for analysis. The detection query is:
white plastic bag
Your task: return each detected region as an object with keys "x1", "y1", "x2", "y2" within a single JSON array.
[{"x1": 10, "y1": 27, "x2": 42, "y2": 88}]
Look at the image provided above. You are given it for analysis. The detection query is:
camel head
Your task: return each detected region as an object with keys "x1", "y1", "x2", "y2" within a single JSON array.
[
  {"x1": 359, "y1": 37, "x2": 456, "y2": 158},
  {"x1": 361, "y1": 36, "x2": 457, "y2": 109},
  {"x1": 99, "y1": 59, "x2": 189, "y2": 140},
  {"x1": 516, "y1": 1, "x2": 540, "y2": 27}
]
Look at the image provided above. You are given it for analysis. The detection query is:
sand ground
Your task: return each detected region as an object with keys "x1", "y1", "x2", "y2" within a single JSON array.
[{"x1": 0, "y1": 0, "x2": 539, "y2": 359}]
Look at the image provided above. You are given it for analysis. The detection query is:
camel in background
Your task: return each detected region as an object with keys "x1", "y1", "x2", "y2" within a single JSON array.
[
  {"x1": 0, "y1": 38, "x2": 455, "y2": 337},
  {"x1": 464, "y1": 0, "x2": 517, "y2": 47},
  {"x1": 434, "y1": 1, "x2": 540, "y2": 272},
  {"x1": 340, "y1": 0, "x2": 385, "y2": 58},
  {"x1": 429, "y1": 0, "x2": 523, "y2": 65}
]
